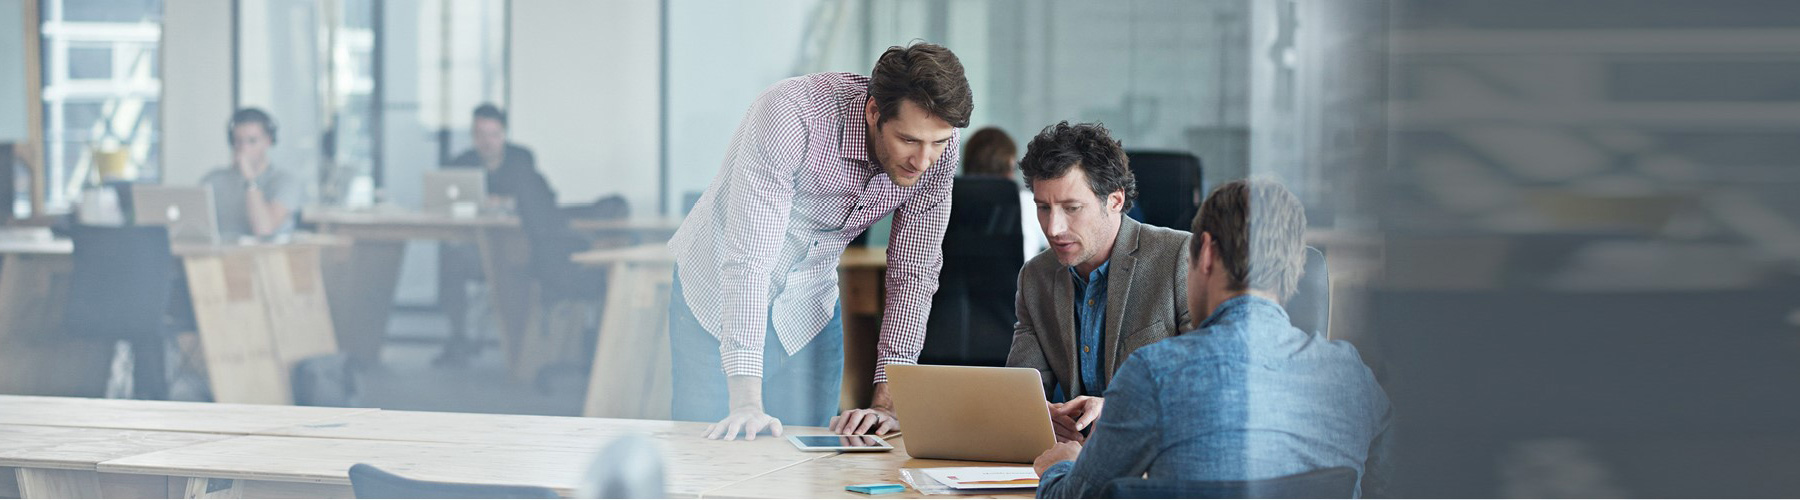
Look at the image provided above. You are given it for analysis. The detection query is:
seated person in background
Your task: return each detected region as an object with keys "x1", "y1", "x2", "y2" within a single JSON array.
[
  {"x1": 1032, "y1": 179, "x2": 1394, "y2": 498},
  {"x1": 1007, "y1": 122, "x2": 1192, "y2": 443},
  {"x1": 200, "y1": 107, "x2": 306, "y2": 240},
  {"x1": 960, "y1": 126, "x2": 1048, "y2": 260},
  {"x1": 446, "y1": 103, "x2": 542, "y2": 205},
  {"x1": 435, "y1": 103, "x2": 559, "y2": 365}
]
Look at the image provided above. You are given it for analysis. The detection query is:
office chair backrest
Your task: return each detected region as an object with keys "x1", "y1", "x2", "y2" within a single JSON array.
[
  {"x1": 348, "y1": 463, "x2": 560, "y2": 499},
  {"x1": 1125, "y1": 150, "x2": 1204, "y2": 232},
  {"x1": 1104, "y1": 466, "x2": 1358, "y2": 499},
  {"x1": 62, "y1": 225, "x2": 176, "y2": 341},
  {"x1": 1287, "y1": 246, "x2": 1331, "y2": 338},
  {"x1": 922, "y1": 177, "x2": 1024, "y2": 366}
]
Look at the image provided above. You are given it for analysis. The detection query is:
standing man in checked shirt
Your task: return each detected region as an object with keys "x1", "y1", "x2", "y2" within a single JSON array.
[{"x1": 665, "y1": 42, "x2": 972, "y2": 440}]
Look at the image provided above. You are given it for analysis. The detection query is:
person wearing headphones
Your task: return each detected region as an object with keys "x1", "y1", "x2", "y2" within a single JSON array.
[{"x1": 199, "y1": 107, "x2": 306, "y2": 240}]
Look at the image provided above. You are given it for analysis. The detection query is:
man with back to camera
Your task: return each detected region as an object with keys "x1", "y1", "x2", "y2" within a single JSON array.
[
  {"x1": 200, "y1": 107, "x2": 306, "y2": 240},
  {"x1": 1006, "y1": 121, "x2": 1193, "y2": 443},
  {"x1": 1031, "y1": 179, "x2": 1394, "y2": 498},
  {"x1": 660, "y1": 42, "x2": 972, "y2": 440}
]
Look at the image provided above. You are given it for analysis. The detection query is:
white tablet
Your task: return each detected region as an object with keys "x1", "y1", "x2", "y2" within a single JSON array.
[{"x1": 788, "y1": 434, "x2": 894, "y2": 452}]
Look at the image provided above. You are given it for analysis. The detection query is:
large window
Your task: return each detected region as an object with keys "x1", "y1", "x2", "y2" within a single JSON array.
[
  {"x1": 38, "y1": 0, "x2": 163, "y2": 211},
  {"x1": 235, "y1": 0, "x2": 507, "y2": 210}
]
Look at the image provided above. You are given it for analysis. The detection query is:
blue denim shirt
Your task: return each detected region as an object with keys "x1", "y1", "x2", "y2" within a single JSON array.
[
  {"x1": 1036, "y1": 295, "x2": 1394, "y2": 498},
  {"x1": 1070, "y1": 260, "x2": 1111, "y2": 397}
]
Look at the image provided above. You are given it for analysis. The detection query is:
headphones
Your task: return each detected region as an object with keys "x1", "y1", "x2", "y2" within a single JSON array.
[{"x1": 226, "y1": 108, "x2": 279, "y2": 146}]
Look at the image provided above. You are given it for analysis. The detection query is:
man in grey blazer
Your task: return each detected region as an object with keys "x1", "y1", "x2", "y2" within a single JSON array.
[{"x1": 1007, "y1": 122, "x2": 1192, "y2": 443}]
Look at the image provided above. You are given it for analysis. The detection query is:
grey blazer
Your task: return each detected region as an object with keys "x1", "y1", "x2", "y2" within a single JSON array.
[{"x1": 1007, "y1": 216, "x2": 1193, "y2": 399}]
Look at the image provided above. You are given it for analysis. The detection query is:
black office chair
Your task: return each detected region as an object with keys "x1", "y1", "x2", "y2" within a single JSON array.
[
  {"x1": 348, "y1": 463, "x2": 559, "y2": 499},
  {"x1": 1287, "y1": 246, "x2": 1331, "y2": 338},
  {"x1": 920, "y1": 177, "x2": 1024, "y2": 366},
  {"x1": 1103, "y1": 466, "x2": 1358, "y2": 499},
  {"x1": 1125, "y1": 150, "x2": 1205, "y2": 232},
  {"x1": 62, "y1": 224, "x2": 178, "y2": 400}
]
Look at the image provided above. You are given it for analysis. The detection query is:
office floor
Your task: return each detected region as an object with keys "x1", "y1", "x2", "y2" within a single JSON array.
[{"x1": 356, "y1": 307, "x2": 586, "y2": 417}]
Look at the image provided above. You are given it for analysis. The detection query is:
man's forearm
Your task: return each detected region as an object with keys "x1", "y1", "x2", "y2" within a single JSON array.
[
  {"x1": 726, "y1": 375, "x2": 763, "y2": 412},
  {"x1": 245, "y1": 189, "x2": 278, "y2": 236}
]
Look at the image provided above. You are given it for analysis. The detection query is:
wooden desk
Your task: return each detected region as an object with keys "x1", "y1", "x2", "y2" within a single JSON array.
[
  {"x1": 701, "y1": 436, "x2": 1034, "y2": 499},
  {"x1": 0, "y1": 395, "x2": 375, "y2": 434},
  {"x1": 2, "y1": 397, "x2": 986, "y2": 499},
  {"x1": 0, "y1": 239, "x2": 345, "y2": 404},
  {"x1": 571, "y1": 245, "x2": 890, "y2": 420},
  {"x1": 568, "y1": 216, "x2": 683, "y2": 240},
  {"x1": 97, "y1": 420, "x2": 844, "y2": 498},
  {"x1": 0, "y1": 424, "x2": 226, "y2": 499}
]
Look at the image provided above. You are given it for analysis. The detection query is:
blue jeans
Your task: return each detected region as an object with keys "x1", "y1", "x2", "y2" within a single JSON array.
[{"x1": 668, "y1": 270, "x2": 844, "y2": 427}]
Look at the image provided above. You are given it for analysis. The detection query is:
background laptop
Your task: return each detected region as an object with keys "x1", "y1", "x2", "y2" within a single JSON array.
[
  {"x1": 423, "y1": 169, "x2": 487, "y2": 214},
  {"x1": 886, "y1": 364, "x2": 1057, "y2": 463},
  {"x1": 131, "y1": 185, "x2": 220, "y2": 246}
]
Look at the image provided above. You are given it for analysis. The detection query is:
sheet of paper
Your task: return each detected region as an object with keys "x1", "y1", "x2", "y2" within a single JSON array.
[{"x1": 920, "y1": 467, "x2": 1040, "y2": 490}]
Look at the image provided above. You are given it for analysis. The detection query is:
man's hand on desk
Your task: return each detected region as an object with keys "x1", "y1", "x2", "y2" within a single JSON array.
[
  {"x1": 1049, "y1": 396, "x2": 1104, "y2": 443},
  {"x1": 830, "y1": 382, "x2": 899, "y2": 435},
  {"x1": 1033, "y1": 440, "x2": 1084, "y2": 476},
  {"x1": 704, "y1": 375, "x2": 783, "y2": 441},
  {"x1": 705, "y1": 409, "x2": 783, "y2": 441}
]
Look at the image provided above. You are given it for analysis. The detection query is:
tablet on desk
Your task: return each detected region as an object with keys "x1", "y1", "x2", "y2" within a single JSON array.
[{"x1": 788, "y1": 435, "x2": 893, "y2": 452}]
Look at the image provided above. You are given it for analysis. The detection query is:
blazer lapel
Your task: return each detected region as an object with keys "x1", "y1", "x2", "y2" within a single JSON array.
[
  {"x1": 1049, "y1": 262, "x2": 1080, "y2": 397},
  {"x1": 1102, "y1": 217, "x2": 1141, "y2": 384}
]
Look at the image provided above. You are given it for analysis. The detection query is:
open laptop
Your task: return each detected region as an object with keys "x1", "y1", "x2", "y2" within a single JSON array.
[
  {"x1": 423, "y1": 169, "x2": 486, "y2": 215},
  {"x1": 131, "y1": 185, "x2": 221, "y2": 246},
  {"x1": 886, "y1": 364, "x2": 1057, "y2": 463}
]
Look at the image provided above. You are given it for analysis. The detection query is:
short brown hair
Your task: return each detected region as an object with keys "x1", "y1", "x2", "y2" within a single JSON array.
[
  {"x1": 1188, "y1": 179, "x2": 1308, "y2": 301},
  {"x1": 1018, "y1": 121, "x2": 1137, "y2": 212},
  {"x1": 961, "y1": 127, "x2": 1016, "y2": 176},
  {"x1": 869, "y1": 42, "x2": 972, "y2": 128}
]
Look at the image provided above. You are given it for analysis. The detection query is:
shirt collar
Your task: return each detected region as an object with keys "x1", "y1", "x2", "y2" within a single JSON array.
[
  {"x1": 1196, "y1": 294, "x2": 1284, "y2": 330},
  {"x1": 837, "y1": 91, "x2": 879, "y2": 172},
  {"x1": 1068, "y1": 259, "x2": 1112, "y2": 286}
]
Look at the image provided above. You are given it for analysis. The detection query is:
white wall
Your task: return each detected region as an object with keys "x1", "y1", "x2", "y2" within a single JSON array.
[
  {"x1": 160, "y1": 0, "x2": 234, "y2": 184},
  {"x1": 509, "y1": 0, "x2": 661, "y2": 213}
]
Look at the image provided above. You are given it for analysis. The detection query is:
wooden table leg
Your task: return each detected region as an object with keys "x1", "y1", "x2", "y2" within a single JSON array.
[
  {"x1": 582, "y1": 262, "x2": 675, "y2": 419},
  {"x1": 185, "y1": 252, "x2": 288, "y2": 405},
  {"x1": 320, "y1": 240, "x2": 404, "y2": 367},
  {"x1": 473, "y1": 228, "x2": 535, "y2": 380},
  {"x1": 182, "y1": 477, "x2": 241, "y2": 499},
  {"x1": 14, "y1": 468, "x2": 101, "y2": 499}
]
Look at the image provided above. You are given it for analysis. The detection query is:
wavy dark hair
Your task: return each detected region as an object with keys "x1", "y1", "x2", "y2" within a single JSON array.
[
  {"x1": 868, "y1": 42, "x2": 972, "y2": 128},
  {"x1": 1018, "y1": 121, "x2": 1137, "y2": 212}
]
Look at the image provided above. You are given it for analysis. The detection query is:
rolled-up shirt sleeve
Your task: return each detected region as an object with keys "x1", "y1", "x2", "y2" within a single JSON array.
[
  {"x1": 714, "y1": 88, "x2": 809, "y2": 378},
  {"x1": 873, "y1": 134, "x2": 959, "y2": 383}
]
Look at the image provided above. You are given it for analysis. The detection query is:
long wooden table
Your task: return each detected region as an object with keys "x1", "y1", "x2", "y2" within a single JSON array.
[
  {"x1": 571, "y1": 245, "x2": 889, "y2": 420},
  {"x1": 702, "y1": 436, "x2": 1034, "y2": 499},
  {"x1": 0, "y1": 396, "x2": 376, "y2": 499},
  {"x1": 0, "y1": 236, "x2": 348, "y2": 404},
  {"x1": 0, "y1": 396, "x2": 1033, "y2": 499}
]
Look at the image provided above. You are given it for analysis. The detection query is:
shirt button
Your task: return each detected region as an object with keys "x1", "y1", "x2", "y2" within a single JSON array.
[
  {"x1": 1087, "y1": 299, "x2": 1094, "y2": 306},
  {"x1": 1082, "y1": 346, "x2": 1090, "y2": 353}
]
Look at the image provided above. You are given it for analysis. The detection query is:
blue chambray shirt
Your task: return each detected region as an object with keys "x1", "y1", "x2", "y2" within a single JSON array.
[
  {"x1": 1036, "y1": 295, "x2": 1395, "y2": 498},
  {"x1": 1070, "y1": 260, "x2": 1111, "y2": 397}
]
